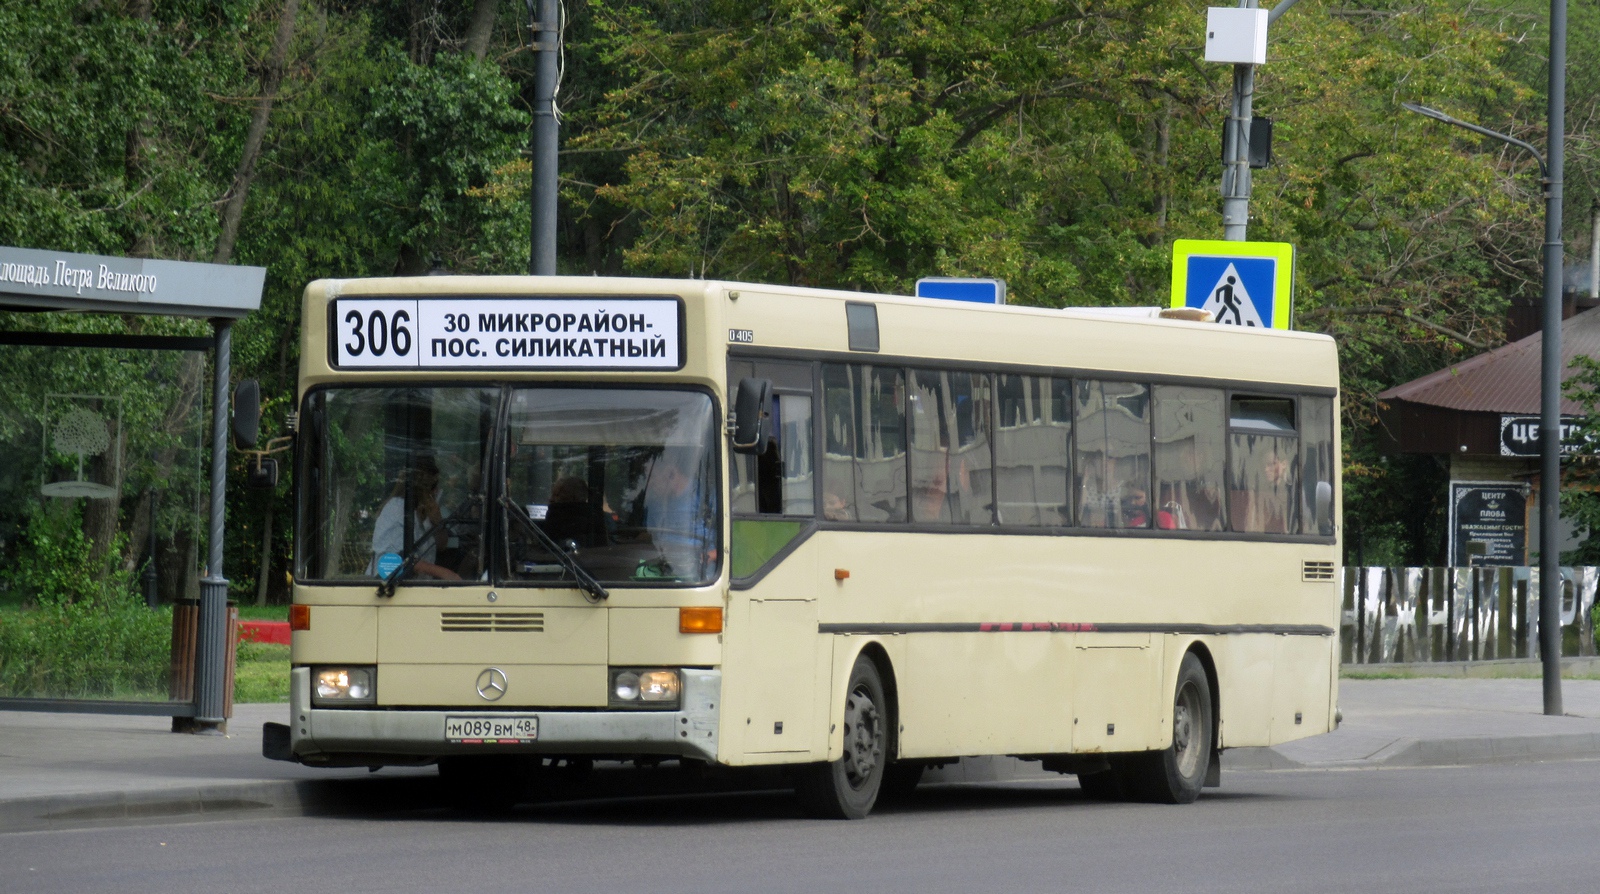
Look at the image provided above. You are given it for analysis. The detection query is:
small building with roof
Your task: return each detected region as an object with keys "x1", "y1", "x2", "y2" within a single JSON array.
[{"x1": 1376, "y1": 300, "x2": 1600, "y2": 565}]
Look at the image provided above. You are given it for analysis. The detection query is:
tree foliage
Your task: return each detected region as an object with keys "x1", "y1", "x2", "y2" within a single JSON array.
[{"x1": 1, "y1": 0, "x2": 1598, "y2": 593}]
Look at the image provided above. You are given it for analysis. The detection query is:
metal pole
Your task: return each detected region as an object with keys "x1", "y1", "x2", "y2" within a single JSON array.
[
  {"x1": 529, "y1": 0, "x2": 559, "y2": 275},
  {"x1": 1588, "y1": 205, "x2": 1597, "y2": 300},
  {"x1": 1538, "y1": 0, "x2": 1567, "y2": 716},
  {"x1": 1220, "y1": 0, "x2": 1259, "y2": 242},
  {"x1": 1222, "y1": 60, "x2": 1255, "y2": 241},
  {"x1": 194, "y1": 319, "x2": 232, "y2": 733}
]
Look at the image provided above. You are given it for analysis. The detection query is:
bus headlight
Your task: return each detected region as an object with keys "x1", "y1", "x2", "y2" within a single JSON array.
[
  {"x1": 609, "y1": 668, "x2": 680, "y2": 708},
  {"x1": 311, "y1": 666, "x2": 376, "y2": 706}
]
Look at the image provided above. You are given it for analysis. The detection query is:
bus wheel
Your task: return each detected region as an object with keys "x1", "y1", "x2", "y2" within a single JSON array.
[
  {"x1": 1130, "y1": 652, "x2": 1213, "y2": 804},
  {"x1": 796, "y1": 655, "x2": 888, "y2": 819}
]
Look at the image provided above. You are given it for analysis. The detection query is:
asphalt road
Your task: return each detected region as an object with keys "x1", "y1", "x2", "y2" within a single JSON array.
[{"x1": 5, "y1": 759, "x2": 1599, "y2": 894}]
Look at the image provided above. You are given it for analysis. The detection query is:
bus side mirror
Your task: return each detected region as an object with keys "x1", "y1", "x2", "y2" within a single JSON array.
[
  {"x1": 730, "y1": 377, "x2": 772, "y2": 454},
  {"x1": 246, "y1": 456, "x2": 279, "y2": 490},
  {"x1": 233, "y1": 379, "x2": 261, "y2": 450}
]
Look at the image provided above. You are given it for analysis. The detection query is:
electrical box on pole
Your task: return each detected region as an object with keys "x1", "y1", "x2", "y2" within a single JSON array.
[{"x1": 1205, "y1": 8, "x2": 1269, "y2": 64}]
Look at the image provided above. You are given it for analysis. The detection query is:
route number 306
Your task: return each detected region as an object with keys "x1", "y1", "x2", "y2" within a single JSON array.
[{"x1": 343, "y1": 308, "x2": 413, "y2": 358}]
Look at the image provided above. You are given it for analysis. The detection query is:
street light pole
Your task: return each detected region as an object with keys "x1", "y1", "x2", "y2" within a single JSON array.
[
  {"x1": 1402, "y1": 7, "x2": 1567, "y2": 715},
  {"x1": 1541, "y1": 0, "x2": 1567, "y2": 716}
]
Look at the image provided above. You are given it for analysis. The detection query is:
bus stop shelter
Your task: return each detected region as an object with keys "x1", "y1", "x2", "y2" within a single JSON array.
[{"x1": 0, "y1": 245, "x2": 263, "y2": 733}]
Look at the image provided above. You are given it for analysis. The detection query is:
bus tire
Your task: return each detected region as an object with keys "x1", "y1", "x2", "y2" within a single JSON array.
[
  {"x1": 1129, "y1": 652, "x2": 1213, "y2": 804},
  {"x1": 795, "y1": 654, "x2": 889, "y2": 819}
]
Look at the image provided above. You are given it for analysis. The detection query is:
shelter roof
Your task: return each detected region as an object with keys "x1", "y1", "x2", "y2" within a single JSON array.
[
  {"x1": 1377, "y1": 307, "x2": 1600, "y2": 415},
  {"x1": 0, "y1": 245, "x2": 262, "y2": 319}
]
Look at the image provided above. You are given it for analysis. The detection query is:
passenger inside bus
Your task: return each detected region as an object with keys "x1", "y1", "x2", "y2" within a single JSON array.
[
  {"x1": 370, "y1": 460, "x2": 462, "y2": 581},
  {"x1": 640, "y1": 448, "x2": 716, "y2": 572}
]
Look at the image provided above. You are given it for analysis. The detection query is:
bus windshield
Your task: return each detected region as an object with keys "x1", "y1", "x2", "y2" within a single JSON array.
[
  {"x1": 504, "y1": 387, "x2": 719, "y2": 586},
  {"x1": 295, "y1": 385, "x2": 720, "y2": 587}
]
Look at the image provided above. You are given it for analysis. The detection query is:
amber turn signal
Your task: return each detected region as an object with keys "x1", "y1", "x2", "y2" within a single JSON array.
[
  {"x1": 835, "y1": 568, "x2": 850, "y2": 580},
  {"x1": 679, "y1": 606, "x2": 723, "y2": 634},
  {"x1": 289, "y1": 604, "x2": 311, "y2": 631}
]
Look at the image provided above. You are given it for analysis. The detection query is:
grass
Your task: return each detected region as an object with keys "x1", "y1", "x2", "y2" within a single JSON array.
[
  {"x1": 236, "y1": 603, "x2": 289, "y2": 622},
  {"x1": 234, "y1": 640, "x2": 291, "y2": 703}
]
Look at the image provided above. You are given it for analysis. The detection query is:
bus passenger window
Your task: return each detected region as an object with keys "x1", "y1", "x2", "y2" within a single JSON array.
[
  {"x1": 1152, "y1": 386, "x2": 1226, "y2": 532},
  {"x1": 1299, "y1": 396, "x2": 1335, "y2": 535},
  {"x1": 728, "y1": 360, "x2": 814, "y2": 517},
  {"x1": 822, "y1": 363, "x2": 906, "y2": 523},
  {"x1": 1074, "y1": 380, "x2": 1152, "y2": 529},
  {"x1": 994, "y1": 375, "x2": 1071, "y2": 526},
  {"x1": 777, "y1": 394, "x2": 815, "y2": 516},
  {"x1": 908, "y1": 370, "x2": 993, "y2": 525},
  {"x1": 1227, "y1": 396, "x2": 1299, "y2": 534}
]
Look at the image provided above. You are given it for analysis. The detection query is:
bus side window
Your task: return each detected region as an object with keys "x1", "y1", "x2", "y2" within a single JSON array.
[
  {"x1": 728, "y1": 360, "x2": 814, "y2": 517},
  {"x1": 1074, "y1": 380, "x2": 1152, "y2": 529},
  {"x1": 1298, "y1": 395, "x2": 1335, "y2": 535},
  {"x1": 909, "y1": 369, "x2": 993, "y2": 525},
  {"x1": 1152, "y1": 386, "x2": 1226, "y2": 532},
  {"x1": 994, "y1": 375, "x2": 1071, "y2": 526},
  {"x1": 1227, "y1": 395, "x2": 1299, "y2": 534},
  {"x1": 822, "y1": 363, "x2": 906, "y2": 523}
]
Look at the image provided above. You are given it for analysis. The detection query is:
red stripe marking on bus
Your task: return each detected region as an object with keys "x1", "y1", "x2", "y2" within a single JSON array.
[{"x1": 974, "y1": 621, "x2": 1101, "y2": 632}]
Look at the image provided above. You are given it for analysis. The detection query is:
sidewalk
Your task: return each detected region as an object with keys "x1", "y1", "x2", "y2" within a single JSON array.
[{"x1": 4, "y1": 676, "x2": 1600, "y2": 832}]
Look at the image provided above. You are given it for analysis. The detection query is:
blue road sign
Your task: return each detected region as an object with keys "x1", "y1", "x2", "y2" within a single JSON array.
[{"x1": 914, "y1": 277, "x2": 1007, "y2": 304}]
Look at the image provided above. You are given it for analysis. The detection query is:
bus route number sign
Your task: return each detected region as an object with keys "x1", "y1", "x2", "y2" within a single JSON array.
[{"x1": 332, "y1": 297, "x2": 683, "y2": 370}]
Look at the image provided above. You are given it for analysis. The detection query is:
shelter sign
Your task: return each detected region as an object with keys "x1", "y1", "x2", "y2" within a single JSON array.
[
  {"x1": 1170, "y1": 239, "x2": 1293, "y2": 329},
  {"x1": 0, "y1": 245, "x2": 263, "y2": 318},
  {"x1": 1448, "y1": 481, "x2": 1528, "y2": 566},
  {"x1": 1499, "y1": 414, "x2": 1590, "y2": 457}
]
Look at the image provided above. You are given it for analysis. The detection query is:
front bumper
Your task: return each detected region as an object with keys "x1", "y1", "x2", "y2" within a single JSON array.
[{"x1": 272, "y1": 666, "x2": 721, "y2": 767}]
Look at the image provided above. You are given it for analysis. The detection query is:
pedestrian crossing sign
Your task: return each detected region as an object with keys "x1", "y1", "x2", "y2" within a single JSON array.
[{"x1": 1170, "y1": 239, "x2": 1294, "y2": 329}]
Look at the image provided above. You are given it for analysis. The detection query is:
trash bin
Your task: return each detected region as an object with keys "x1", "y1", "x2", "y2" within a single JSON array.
[{"x1": 168, "y1": 598, "x2": 237, "y2": 730}]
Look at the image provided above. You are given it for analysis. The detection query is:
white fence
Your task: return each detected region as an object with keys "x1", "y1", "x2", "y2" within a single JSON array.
[{"x1": 1342, "y1": 567, "x2": 1600, "y2": 664}]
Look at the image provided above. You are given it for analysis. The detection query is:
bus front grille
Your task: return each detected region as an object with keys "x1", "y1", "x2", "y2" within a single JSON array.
[{"x1": 441, "y1": 611, "x2": 546, "y2": 633}]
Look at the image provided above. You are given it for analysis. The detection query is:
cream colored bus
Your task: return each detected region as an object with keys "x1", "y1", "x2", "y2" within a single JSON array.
[{"x1": 263, "y1": 275, "x2": 1340, "y2": 819}]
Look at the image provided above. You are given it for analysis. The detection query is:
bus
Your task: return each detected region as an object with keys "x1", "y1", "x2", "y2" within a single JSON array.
[{"x1": 261, "y1": 275, "x2": 1340, "y2": 818}]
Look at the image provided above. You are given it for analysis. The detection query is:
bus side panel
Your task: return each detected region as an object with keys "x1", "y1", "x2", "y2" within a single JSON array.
[
  {"x1": 723, "y1": 538, "x2": 824, "y2": 765},
  {"x1": 1071, "y1": 633, "x2": 1163, "y2": 753},
  {"x1": 1268, "y1": 634, "x2": 1335, "y2": 743},
  {"x1": 898, "y1": 631, "x2": 1073, "y2": 759},
  {"x1": 1214, "y1": 635, "x2": 1276, "y2": 748}
]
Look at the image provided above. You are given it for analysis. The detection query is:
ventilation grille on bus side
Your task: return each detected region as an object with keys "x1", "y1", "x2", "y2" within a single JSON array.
[
  {"x1": 1302, "y1": 561, "x2": 1336, "y2": 582},
  {"x1": 441, "y1": 611, "x2": 545, "y2": 633}
]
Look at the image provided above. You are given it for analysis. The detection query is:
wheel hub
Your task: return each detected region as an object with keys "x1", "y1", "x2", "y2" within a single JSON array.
[
  {"x1": 1172, "y1": 682, "x2": 1202, "y2": 778},
  {"x1": 841, "y1": 684, "x2": 882, "y2": 788}
]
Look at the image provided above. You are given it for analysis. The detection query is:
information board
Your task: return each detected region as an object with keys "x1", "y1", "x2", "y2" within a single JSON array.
[{"x1": 1448, "y1": 481, "x2": 1528, "y2": 566}]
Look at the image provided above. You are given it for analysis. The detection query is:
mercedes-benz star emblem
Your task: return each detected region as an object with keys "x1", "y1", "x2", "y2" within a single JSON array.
[{"x1": 475, "y1": 667, "x2": 508, "y2": 701}]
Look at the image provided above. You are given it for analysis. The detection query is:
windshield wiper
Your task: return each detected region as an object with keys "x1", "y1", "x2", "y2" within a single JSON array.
[
  {"x1": 500, "y1": 493, "x2": 610, "y2": 602},
  {"x1": 375, "y1": 517, "x2": 445, "y2": 599}
]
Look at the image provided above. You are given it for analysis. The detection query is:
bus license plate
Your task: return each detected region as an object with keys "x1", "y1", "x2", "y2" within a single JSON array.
[{"x1": 445, "y1": 715, "x2": 539, "y2": 743}]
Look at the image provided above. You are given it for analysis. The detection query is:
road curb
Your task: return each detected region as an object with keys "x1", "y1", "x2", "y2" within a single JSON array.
[
  {"x1": 1370, "y1": 732, "x2": 1600, "y2": 768},
  {"x1": 0, "y1": 781, "x2": 313, "y2": 834}
]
